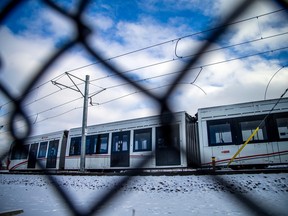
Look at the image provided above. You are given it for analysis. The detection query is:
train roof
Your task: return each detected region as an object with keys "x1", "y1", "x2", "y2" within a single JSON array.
[
  {"x1": 69, "y1": 111, "x2": 191, "y2": 136},
  {"x1": 24, "y1": 130, "x2": 67, "y2": 143},
  {"x1": 197, "y1": 97, "x2": 288, "y2": 120}
]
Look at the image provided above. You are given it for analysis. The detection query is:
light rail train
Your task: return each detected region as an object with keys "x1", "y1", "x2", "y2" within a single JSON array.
[{"x1": 8, "y1": 98, "x2": 288, "y2": 171}]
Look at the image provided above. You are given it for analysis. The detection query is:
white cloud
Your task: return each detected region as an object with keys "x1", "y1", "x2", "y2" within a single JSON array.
[
  {"x1": 85, "y1": 13, "x2": 114, "y2": 32},
  {"x1": 210, "y1": 0, "x2": 282, "y2": 21},
  {"x1": 0, "y1": 27, "x2": 55, "y2": 96}
]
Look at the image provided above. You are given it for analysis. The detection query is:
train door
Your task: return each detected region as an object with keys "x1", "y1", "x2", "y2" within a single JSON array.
[
  {"x1": 46, "y1": 140, "x2": 59, "y2": 168},
  {"x1": 27, "y1": 143, "x2": 38, "y2": 168},
  {"x1": 111, "y1": 131, "x2": 130, "y2": 167},
  {"x1": 156, "y1": 125, "x2": 181, "y2": 166}
]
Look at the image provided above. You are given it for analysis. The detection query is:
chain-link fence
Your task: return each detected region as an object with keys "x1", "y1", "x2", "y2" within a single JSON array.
[{"x1": 0, "y1": 0, "x2": 287, "y2": 215}]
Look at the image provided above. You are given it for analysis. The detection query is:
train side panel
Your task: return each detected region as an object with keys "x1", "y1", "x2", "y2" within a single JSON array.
[
  {"x1": 185, "y1": 116, "x2": 201, "y2": 167},
  {"x1": 8, "y1": 130, "x2": 68, "y2": 171},
  {"x1": 65, "y1": 111, "x2": 191, "y2": 170},
  {"x1": 198, "y1": 98, "x2": 288, "y2": 168}
]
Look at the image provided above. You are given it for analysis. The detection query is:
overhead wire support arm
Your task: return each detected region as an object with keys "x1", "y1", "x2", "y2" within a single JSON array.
[
  {"x1": 89, "y1": 88, "x2": 106, "y2": 98},
  {"x1": 51, "y1": 80, "x2": 80, "y2": 92},
  {"x1": 65, "y1": 72, "x2": 85, "y2": 97},
  {"x1": 89, "y1": 88, "x2": 106, "y2": 106}
]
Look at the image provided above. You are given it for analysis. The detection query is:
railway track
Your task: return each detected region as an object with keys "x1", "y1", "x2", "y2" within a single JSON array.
[{"x1": 1, "y1": 167, "x2": 288, "y2": 176}]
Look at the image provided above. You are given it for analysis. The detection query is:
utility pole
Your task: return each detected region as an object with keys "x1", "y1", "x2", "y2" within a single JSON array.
[
  {"x1": 80, "y1": 75, "x2": 89, "y2": 172},
  {"x1": 52, "y1": 73, "x2": 105, "y2": 172}
]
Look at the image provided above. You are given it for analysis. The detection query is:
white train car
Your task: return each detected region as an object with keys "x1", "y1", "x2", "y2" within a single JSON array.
[
  {"x1": 197, "y1": 98, "x2": 288, "y2": 168},
  {"x1": 8, "y1": 131, "x2": 68, "y2": 170},
  {"x1": 65, "y1": 111, "x2": 194, "y2": 170}
]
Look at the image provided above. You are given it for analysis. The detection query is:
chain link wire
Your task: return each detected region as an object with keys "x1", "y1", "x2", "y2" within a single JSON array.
[{"x1": 0, "y1": 0, "x2": 287, "y2": 215}]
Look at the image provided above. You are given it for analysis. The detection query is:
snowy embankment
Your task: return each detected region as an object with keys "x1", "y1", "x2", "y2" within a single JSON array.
[{"x1": 0, "y1": 173, "x2": 287, "y2": 216}]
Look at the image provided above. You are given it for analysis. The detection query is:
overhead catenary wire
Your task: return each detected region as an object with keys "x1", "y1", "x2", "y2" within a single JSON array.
[
  {"x1": 1, "y1": 29, "x2": 286, "y2": 120},
  {"x1": 0, "y1": 8, "x2": 286, "y2": 136},
  {"x1": 46, "y1": 44, "x2": 287, "y2": 124},
  {"x1": 1, "y1": 39, "x2": 285, "y2": 122},
  {"x1": 0, "y1": 106, "x2": 83, "y2": 134},
  {"x1": 174, "y1": 32, "x2": 288, "y2": 61},
  {"x1": 1, "y1": 40, "x2": 287, "y2": 127},
  {"x1": 89, "y1": 32, "x2": 288, "y2": 85},
  {"x1": 0, "y1": 81, "x2": 207, "y2": 134},
  {"x1": 0, "y1": 8, "x2": 285, "y2": 109},
  {"x1": 1, "y1": 44, "x2": 287, "y2": 124},
  {"x1": 0, "y1": 72, "x2": 67, "y2": 108},
  {"x1": 1, "y1": 45, "x2": 286, "y2": 134},
  {"x1": 1, "y1": 12, "x2": 286, "y2": 114},
  {"x1": 97, "y1": 46, "x2": 288, "y2": 92},
  {"x1": 99, "y1": 82, "x2": 207, "y2": 106},
  {"x1": 8, "y1": 83, "x2": 288, "y2": 135},
  {"x1": 0, "y1": 96, "x2": 84, "y2": 134},
  {"x1": 264, "y1": 65, "x2": 287, "y2": 100},
  {"x1": 64, "y1": 9, "x2": 286, "y2": 74}
]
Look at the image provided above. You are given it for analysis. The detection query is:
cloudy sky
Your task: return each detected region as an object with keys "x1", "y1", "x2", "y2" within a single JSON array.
[{"x1": 0, "y1": 0, "x2": 288, "y2": 154}]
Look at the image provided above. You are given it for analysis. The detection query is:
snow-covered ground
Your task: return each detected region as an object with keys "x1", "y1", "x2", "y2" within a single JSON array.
[{"x1": 0, "y1": 173, "x2": 287, "y2": 216}]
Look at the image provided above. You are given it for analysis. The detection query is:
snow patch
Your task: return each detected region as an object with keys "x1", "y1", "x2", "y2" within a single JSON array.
[{"x1": 0, "y1": 174, "x2": 287, "y2": 215}]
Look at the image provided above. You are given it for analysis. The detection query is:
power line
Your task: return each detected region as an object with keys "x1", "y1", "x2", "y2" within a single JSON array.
[
  {"x1": 264, "y1": 65, "x2": 288, "y2": 100},
  {"x1": 0, "y1": 79, "x2": 208, "y2": 135},
  {"x1": 97, "y1": 46, "x2": 288, "y2": 93},
  {"x1": 94, "y1": 45, "x2": 288, "y2": 104},
  {"x1": 1, "y1": 9, "x2": 287, "y2": 111},
  {"x1": 35, "y1": 107, "x2": 83, "y2": 124},
  {"x1": 1, "y1": 44, "x2": 287, "y2": 122},
  {"x1": 174, "y1": 32, "x2": 288, "y2": 60},
  {"x1": 89, "y1": 31, "x2": 288, "y2": 84},
  {"x1": 99, "y1": 82, "x2": 207, "y2": 106},
  {"x1": 2, "y1": 54, "x2": 287, "y2": 135},
  {"x1": 0, "y1": 106, "x2": 83, "y2": 135},
  {"x1": 0, "y1": 73, "x2": 66, "y2": 108},
  {"x1": 1, "y1": 8, "x2": 284, "y2": 108},
  {"x1": 1, "y1": 8, "x2": 286, "y2": 115},
  {"x1": 0, "y1": 96, "x2": 84, "y2": 134},
  {"x1": 63, "y1": 8, "x2": 287, "y2": 75},
  {"x1": 1, "y1": 39, "x2": 287, "y2": 126}
]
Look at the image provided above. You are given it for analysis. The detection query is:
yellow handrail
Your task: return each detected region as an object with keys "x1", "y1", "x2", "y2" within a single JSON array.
[{"x1": 227, "y1": 127, "x2": 259, "y2": 167}]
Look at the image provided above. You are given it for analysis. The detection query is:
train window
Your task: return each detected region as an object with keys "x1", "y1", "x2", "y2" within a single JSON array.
[
  {"x1": 276, "y1": 117, "x2": 288, "y2": 139},
  {"x1": 208, "y1": 123, "x2": 232, "y2": 145},
  {"x1": 239, "y1": 120, "x2": 267, "y2": 142},
  {"x1": 122, "y1": 135, "x2": 128, "y2": 151},
  {"x1": 134, "y1": 128, "x2": 152, "y2": 152},
  {"x1": 69, "y1": 137, "x2": 81, "y2": 155},
  {"x1": 11, "y1": 144, "x2": 29, "y2": 160},
  {"x1": 112, "y1": 135, "x2": 119, "y2": 152},
  {"x1": 86, "y1": 134, "x2": 109, "y2": 154},
  {"x1": 111, "y1": 131, "x2": 130, "y2": 152},
  {"x1": 98, "y1": 134, "x2": 109, "y2": 154},
  {"x1": 38, "y1": 142, "x2": 48, "y2": 158},
  {"x1": 86, "y1": 135, "x2": 96, "y2": 154}
]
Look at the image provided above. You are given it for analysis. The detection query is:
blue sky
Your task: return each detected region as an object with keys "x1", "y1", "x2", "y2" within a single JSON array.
[{"x1": 0, "y1": 0, "x2": 288, "y2": 153}]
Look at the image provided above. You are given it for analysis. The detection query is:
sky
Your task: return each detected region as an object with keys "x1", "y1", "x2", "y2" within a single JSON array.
[{"x1": 0, "y1": 0, "x2": 288, "y2": 154}]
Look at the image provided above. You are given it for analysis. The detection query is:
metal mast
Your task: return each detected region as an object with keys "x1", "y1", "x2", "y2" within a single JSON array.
[
  {"x1": 80, "y1": 75, "x2": 89, "y2": 172},
  {"x1": 52, "y1": 73, "x2": 105, "y2": 172}
]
